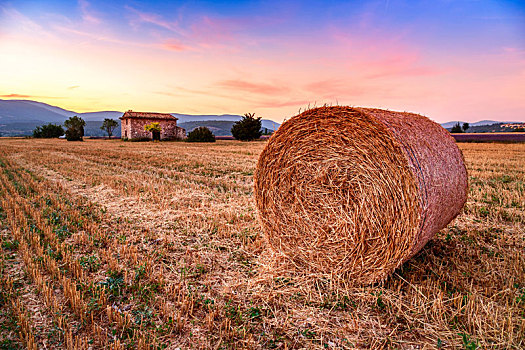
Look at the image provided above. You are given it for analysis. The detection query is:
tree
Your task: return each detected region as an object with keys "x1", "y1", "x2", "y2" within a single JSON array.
[
  {"x1": 100, "y1": 118, "x2": 119, "y2": 139},
  {"x1": 462, "y1": 122, "x2": 470, "y2": 132},
  {"x1": 186, "y1": 126, "x2": 216, "y2": 142},
  {"x1": 144, "y1": 122, "x2": 162, "y2": 141},
  {"x1": 450, "y1": 122, "x2": 463, "y2": 133},
  {"x1": 231, "y1": 113, "x2": 262, "y2": 141},
  {"x1": 64, "y1": 116, "x2": 86, "y2": 141},
  {"x1": 33, "y1": 123, "x2": 64, "y2": 138}
]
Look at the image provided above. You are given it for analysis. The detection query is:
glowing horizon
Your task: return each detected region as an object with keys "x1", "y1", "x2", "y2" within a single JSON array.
[{"x1": 1, "y1": 0, "x2": 524, "y2": 123}]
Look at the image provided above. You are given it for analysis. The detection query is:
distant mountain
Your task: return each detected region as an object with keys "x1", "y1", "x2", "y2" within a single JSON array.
[
  {"x1": 441, "y1": 120, "x2": 520, "y2": 129},
  {"x1": 85, "y1": 120, "x2": 121, "y2": 137},
  {"x1": 471, "y1": 120, "x2": 518, "y2": 127},
  {"x1": 0, "y1": 99, "x2": 280, "y2": 136},
  {"x1": 179, "y1": 120, "x2": 235, "y2": 136},
  {"x1": 172, "y1": 113, "x2": 241, "y2": 123},
  {"x1": 0, "y1": 99, "x2": 75, "y2": 123},
  {"x1": 22, "y1": 100, "x2": 74, "y2": 118},
  {"x1": 78, "y1": 111, "x2": 123, "y2": 121}
]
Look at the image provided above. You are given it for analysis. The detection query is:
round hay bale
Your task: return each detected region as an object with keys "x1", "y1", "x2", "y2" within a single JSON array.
[{"x1": 254, "y1": 106, "x2": 467, "y2": 285}]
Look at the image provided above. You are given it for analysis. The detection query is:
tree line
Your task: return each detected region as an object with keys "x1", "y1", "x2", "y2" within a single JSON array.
[
  {"x1": 33, "y1": 117, "x2": 119, "y2": 140},
  {"x1": 450, "y1": 122, "x2": 470, "y2": 133},
  {"x1": 187, "y1": 112, "x2": 265, "y2": 142},
  {"x1": 32, "y1": 113, "x2": 269, "y2": 142}
]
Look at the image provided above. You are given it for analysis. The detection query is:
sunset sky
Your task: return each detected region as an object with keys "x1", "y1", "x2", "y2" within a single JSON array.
[{"x1": 1, "y1": 0, "x2": 524, "y2": 123}]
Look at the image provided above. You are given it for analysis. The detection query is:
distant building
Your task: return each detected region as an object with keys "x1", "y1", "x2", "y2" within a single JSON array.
[
  {"x1": 120, "y1": 110, "x2": 186, "y2": 140},
  {"x1": 501, "y1": 123, "x2": 525, "y2": 129}
]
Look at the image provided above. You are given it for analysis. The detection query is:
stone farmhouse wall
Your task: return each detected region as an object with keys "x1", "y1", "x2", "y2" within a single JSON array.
[{"x1": 121, "y1": 118, "x2": 186, "y2": 140}]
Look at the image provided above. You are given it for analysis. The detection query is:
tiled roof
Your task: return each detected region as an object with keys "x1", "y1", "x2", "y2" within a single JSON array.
[{"x1": 120, "y1": 111, "x2": 178, "y2": 120}]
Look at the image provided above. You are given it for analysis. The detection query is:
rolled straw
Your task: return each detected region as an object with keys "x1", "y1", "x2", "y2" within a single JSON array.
[{"x1": 254, "y1": 106, "x2": 467, "y2": 285}]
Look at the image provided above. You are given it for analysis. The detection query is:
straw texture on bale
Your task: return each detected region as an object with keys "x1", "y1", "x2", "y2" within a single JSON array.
[{"x1": 254, "y1": 106, "x2": 468, "y2": 285}]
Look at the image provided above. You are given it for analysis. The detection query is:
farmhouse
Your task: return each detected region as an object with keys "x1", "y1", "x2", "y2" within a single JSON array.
[{"x1": 120, "y1": 110, "x2": 186, "y2": 140}]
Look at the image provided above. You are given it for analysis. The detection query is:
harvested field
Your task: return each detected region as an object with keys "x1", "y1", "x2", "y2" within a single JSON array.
[{"x1": 0, "y1": 138, "x2": 523, "y2": 349}]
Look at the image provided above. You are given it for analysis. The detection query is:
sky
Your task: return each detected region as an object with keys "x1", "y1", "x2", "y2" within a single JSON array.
[{"x1": 0, "y1": 0, "x2": 524, "y2": 123}]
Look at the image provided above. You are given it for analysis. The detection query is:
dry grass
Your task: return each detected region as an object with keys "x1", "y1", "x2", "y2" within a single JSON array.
[{"x1": 0, "y1": 138, "x2": 523, "y2": 349}]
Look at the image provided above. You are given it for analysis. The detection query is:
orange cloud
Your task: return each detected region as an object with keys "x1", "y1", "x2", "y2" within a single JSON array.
[
  {"x1": 0, "y1": 93, "x2": 62, "y2": 99},
  {"x1": 161, "y1": 40, "x2": 189, "y2": 52},
  {"x1": 0, "y1": 93, "x2": 32, "y2": 98}
]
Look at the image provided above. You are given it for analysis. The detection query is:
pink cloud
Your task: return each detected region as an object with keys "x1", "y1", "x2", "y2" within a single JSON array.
[
  {"x1": 123, "y1": 9, "x2": 259, "y2": 52},
  {"x1": 318, "y1": 25, "x2": 448, "y2": 80},
  {"x1": 304, "y1": 79, "x2": 366, "y2": 97},
  {"x1": 126, "y1": 6, "x2": 179, "y2": 32},
  {"x1": 365, "y1": 64, "x2": 445, "y2": 79},
  {"x1": 1, "y1": 7, "x2": 45, "y2": 33},
  {"x1": 217, "y1": 79, "x2": 289, "y2": 95},
  {"x1": 190, "y1": 16, "x2": 237, "y2": 43},
  {"x1": 304, "y1": 79, "x2": 342, "y2": 92},
  {"x1": 184, "y1": 15, "x2": 263, "y2": 51},
  {"x1": 52, "y1": 25, "x2": 162, "y2": 50},
  {"x1": 78, "y1": 0, "x2": 100, "y2": 24}
]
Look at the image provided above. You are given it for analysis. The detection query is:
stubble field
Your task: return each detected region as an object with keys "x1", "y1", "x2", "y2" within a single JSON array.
[{"x1": 0, "y1": 138, "x2": 523, "y2": 349}]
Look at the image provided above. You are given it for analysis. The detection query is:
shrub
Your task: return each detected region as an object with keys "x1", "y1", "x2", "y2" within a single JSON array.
[
  {"x1": 64, "y1": 116, "x2": 85, "y2": 141},
  {"x1": 231, "y1": 113, "x2": 262, "y2": 141},
  {"x1": 33, "y1": 123, "x2": 64, "y2": 138},
  {"x1": 186, "y1": 127, "x2": 216, "y2": 142},
  {"x1": 144, "y1": 122, "x2": 161, "y2": 141}
]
